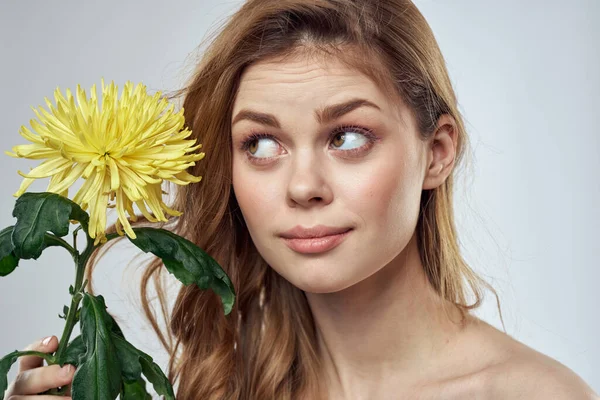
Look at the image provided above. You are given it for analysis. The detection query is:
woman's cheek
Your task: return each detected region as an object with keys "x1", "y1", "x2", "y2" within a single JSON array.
[
  {"x1": 233, "y1": 170, "x2": 281, "y2": 228},
  {"x1": 355, "y1": 165, "x2": 420, "y2": 245},
  {"x1": 343, "y1": 162, "x2": 401, "y2": 218}
]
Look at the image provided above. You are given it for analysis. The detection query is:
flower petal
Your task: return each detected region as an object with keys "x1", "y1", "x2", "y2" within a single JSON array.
[
  {"x1": 133, "y1": 199, "x2": 159, "y2": 223},
  {"x1": 18, "y1": 157, "x2": 72, "y2": 179},
  {"x1": 72, "y1": 169, "x2": 98, "y2": 205},
  {"x1": 116, "y1": 188, "x2": 136, "y2": 239},
  {"x1": 47, "y1": 162, "x2": 87, "y2": 194},
  {"x1": 13, "y1": 177, "x2": 36, "y2": 197},
  {"x1": 88, "y1": 169, "x2": 109, "y2": 243},
  {"x1": 107, "y1": 157, "x2": 121, "y2": 191},
  {"x1": 8, "y1": 143, "x2": 61, "y2": 159}
]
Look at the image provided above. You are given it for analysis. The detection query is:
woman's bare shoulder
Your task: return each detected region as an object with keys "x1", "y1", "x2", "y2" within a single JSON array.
[
  {"x1": 484, "y1": 352, "x2": 598, "y2": 399},
  {"x1": 465, "y1": 317, "x2": 598, "y2": 399}
]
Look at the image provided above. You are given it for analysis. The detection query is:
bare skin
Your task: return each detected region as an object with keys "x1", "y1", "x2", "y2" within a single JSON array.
[
  {"x1": 4, "y1": 335, "x2": 74, "y2": 399},
  {"x1": 412, "y1": 319, "x2": 598, "y2": 400},
  {"x1": 230, "y1": 50, "x2": 598, "y2": 399}
]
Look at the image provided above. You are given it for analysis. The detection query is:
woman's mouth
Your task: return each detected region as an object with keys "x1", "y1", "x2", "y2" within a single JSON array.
[{"x1": 281, "y1": 229, "x2": 352, "y2": 254}]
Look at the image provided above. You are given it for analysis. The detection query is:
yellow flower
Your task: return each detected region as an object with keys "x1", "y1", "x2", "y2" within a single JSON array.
[{"x1": 6, "y1": 79, "x2": 204, "y2": 246}]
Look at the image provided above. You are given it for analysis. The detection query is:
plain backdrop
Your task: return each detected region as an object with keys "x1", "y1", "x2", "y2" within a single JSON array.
[{"x1": 0, "y1": 0, "x2": 598, "y2": 396}]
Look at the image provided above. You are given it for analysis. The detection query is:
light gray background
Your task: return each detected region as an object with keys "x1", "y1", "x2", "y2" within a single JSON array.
[{"x1": 0, "y1": 0, "x2": 598, "y2": 395}]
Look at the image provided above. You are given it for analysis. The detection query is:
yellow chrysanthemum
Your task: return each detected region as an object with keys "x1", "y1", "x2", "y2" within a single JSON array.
[{"x1": 6, "y1": 79, "x2": 204, "y2": 246}]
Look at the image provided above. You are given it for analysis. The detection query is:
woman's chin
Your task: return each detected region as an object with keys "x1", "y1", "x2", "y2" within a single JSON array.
[
  {"x1": 284, "y1": 268, "x2": 359, "y2": 294},
  {"x1": 262, "y1": 248, "x2": 369, "y2": 293}
]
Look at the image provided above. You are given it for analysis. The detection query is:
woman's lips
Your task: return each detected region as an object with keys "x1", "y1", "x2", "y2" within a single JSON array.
[{"x1": 281, "y1": 229, "x2": 352, "y2": 254}]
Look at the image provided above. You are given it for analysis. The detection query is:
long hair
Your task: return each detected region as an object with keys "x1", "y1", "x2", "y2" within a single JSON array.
[{"x1": 85, "y1": 1, "x2": 503, "y2": 398}]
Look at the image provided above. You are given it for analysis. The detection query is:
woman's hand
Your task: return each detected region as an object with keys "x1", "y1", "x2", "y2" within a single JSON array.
[{"x1": 4, "y1": 335, "x2": 74, "y2": 399}]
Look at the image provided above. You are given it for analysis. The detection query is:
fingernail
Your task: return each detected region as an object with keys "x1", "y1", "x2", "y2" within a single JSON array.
[
  {"x1": 61, "y1": 364, "x2": 73, "y2": 376},
  {"x1": 42, "y1": 336, "x2": 52, "y2": 346}
]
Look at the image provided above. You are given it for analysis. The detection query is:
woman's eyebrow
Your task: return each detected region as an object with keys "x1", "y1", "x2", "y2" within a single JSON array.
[{"x1": 231, "y1": 98, "x2": 381, "y2": 128}]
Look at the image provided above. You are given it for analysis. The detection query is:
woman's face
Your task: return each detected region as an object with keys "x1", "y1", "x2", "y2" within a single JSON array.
[{"x1": 230, "y1": 52, "x2": 437, "y2": 293}]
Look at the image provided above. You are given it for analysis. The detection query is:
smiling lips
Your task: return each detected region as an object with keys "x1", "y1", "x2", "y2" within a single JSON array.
[{"x1": 279, "y1": 225, "x2": 353, "y2": 254}]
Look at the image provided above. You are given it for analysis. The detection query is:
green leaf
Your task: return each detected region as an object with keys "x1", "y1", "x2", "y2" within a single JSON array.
[
  {"x1": 70, "y1": 294, "x2": 173, "y2": 400},
  {"x1": 76, "y1": 295, "x2": 175, "y2": 399},
  {"x1": 11, "y1": 192, "x2": 89, "y2": 259},
  {"x1": 103, "y1": 311, "x2": 174, "y2": 400},
  {"x1": 139, "y1": 356, "x2": 174, "y2": 399},
  {"x1": 0, "y1": 225, "x2": 74, "y2": 277},
  {"x1": 111, "y1": 336, "x2": 175, "y2": 400},
  {"x1": 0, "y1": 351, "x2": 20, "y2": 399},
  {"x1": 128, "y1": 227, "x2": 235, "y2": 315},
  {"x1": 71, "y1": 294, "x2": 122, "y2": 400},
  {"x1": 120, "y1": 378, "x2": 152, "y2": 400},
  {"x1": 59, "y1": 305, "x2": 70, "y2": 319},
  {"x1": 0, "y1": 226, "x2": 19, "y2": 276},
  {"x1": 63, "y1": 335, "x2": 86, "y2": 367}
]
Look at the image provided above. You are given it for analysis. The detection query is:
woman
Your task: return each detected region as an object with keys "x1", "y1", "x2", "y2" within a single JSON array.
[{"x1": 5, "y1": 0, "x2": 597, "y2": 399}]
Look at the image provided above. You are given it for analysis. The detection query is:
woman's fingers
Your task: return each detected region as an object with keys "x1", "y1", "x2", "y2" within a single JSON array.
[
  {"x1": 3, "y1": 336, "x2": 75, "y2": 398},
  {"x1": 10, "y1": 363, "x2": 75, "y2": 396},
  {"x1": 18, "y1": 336, "x2": 58, "y2": 372}
]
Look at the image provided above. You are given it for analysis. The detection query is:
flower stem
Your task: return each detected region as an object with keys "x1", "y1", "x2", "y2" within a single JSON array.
[
  {"x1": 43, "y1": 234, "x2": 77, "y2": 259},
  {"x1": 52, "y1": 232, "x2": 96, "y2": 366},
  {"x1": 17, "y1": 350, "x2": 55, "y2": 364},
  {"x1": 44, "y1": 230, "x2": 117, "y2": 396}
]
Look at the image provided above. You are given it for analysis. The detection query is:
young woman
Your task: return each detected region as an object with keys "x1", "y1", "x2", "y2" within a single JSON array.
[{"x1": 5, "y1": 0, "x2": 597, "y2": 399}]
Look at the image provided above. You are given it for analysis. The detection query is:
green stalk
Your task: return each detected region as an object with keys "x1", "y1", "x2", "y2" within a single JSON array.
[
  {"x1": 53, "y1": 234, "x2": 96, "y2": 365},
  {"x1": 16, "y1": 350, "x2": 55, "y2": 364},
  {"x1": 44, "y1": 231, "x2": 98, "y2": 396},
  {"x1": 43, "y1": 234, "x2": 77, "y2": 260}
]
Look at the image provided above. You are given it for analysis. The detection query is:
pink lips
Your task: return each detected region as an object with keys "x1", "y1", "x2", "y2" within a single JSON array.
[{"x1": 279, "y1": 225, "x2": 353, "y2": 254}]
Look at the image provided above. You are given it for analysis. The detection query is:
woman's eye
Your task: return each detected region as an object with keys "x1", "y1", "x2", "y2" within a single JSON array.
[
  {"x1": 247, "y1": 136, "x2": 279, "y2": 158},
  {"x1": 330, "y1": 131, "x2": 369, "y2": 150}
]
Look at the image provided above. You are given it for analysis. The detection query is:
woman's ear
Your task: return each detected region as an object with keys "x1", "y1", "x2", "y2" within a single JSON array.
[{"x1": 422, "y1": 114, "x2": 457, "y2": 190}]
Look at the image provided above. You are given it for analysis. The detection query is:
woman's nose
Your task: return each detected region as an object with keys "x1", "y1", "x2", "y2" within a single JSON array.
[{"x1": 285, "y1": 155, "x2": 333, "y2": 208}]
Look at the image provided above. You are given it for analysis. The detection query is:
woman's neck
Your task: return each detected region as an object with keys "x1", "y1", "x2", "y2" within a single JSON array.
[{"x1": 304, "y1": 232, "x2": 468, "y2": 398}]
